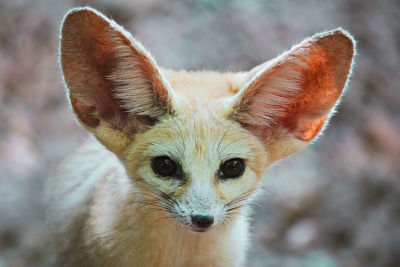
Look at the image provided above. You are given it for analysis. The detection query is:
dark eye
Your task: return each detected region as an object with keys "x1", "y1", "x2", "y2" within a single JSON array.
[
  {"x1": 151, "y1": 156, "x2": 181, "y2": 178},
  {"x1": 218, "y1": 158, "x2": 245, "y2": 179}
]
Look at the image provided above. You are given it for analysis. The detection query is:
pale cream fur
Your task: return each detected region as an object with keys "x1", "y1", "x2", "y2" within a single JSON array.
[{"x1": 46, "y1": 7, "x2": 355, "y2": 267}]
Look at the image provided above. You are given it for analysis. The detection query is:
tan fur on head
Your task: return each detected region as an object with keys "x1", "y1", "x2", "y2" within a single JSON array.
[{"x1": 52, "y1": 6, "x2": 356, "y2": 266}]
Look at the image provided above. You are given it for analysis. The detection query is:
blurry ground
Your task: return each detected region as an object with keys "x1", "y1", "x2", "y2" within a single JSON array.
[{"x1": 0, "y1": 0, "x2": 399, "y2": 266}]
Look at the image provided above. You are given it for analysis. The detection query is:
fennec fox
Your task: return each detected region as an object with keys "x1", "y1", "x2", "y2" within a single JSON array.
[{"x1": 46, "y1": 7, "x2": 355, "y2": 267}]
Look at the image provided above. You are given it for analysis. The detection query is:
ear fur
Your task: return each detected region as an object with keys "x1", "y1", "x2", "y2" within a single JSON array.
[
  {"x1": 230, "y1": 29, "x2": 355, "y2": 162},
  {"x1": 60, "y1": 7, "x2": 176, "y2": 154}
]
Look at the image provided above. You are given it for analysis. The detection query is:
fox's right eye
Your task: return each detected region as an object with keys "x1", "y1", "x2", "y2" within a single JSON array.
[{"x1": 151, "y1": 156, "x2": 182, "y2": 178}]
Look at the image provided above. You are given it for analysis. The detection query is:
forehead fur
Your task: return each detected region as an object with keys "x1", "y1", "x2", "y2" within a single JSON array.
[{"x1": 125, "y1": 109, "x2": 267, "y2": 178}]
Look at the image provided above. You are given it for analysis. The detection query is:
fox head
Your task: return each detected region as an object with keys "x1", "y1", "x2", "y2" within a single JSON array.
[{"x1": 60, "y1": 8, "x2": 355, "y2": 233}]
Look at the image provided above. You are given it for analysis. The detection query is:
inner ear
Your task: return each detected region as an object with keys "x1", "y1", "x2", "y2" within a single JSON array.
[
  {"x1": 229, "y1": 29, "x2": 355, "y2": 157},
  {"x1": 60, "y1": 7, "x2": 175, "y2": 134}
]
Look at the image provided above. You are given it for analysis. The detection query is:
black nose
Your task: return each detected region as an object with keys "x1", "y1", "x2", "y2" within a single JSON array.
[{"x1": 191, "y1": 214, "x2": 214, "y2": 229}]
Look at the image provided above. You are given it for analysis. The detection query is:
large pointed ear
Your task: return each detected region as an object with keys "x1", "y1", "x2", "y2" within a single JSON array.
[
  {"x1": 60, "y1": 7, "x2": 177, "y2": 155},
  {"x1": 229, "y1": 29, "x2": 355, "y2": 163}
]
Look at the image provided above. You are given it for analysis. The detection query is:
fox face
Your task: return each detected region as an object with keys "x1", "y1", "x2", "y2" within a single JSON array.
[
  {"x1": 60, "y1": 8, "x2": 355, "y2": 233},
  {"x1": 124, "y1": 111, "x2": 265, "y2": 232}
]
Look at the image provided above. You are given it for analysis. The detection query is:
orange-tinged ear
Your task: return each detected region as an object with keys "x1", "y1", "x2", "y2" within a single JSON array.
[
  {"x1": 230, "y1": 29, "x2": 355, "y2": 162},
  {"x1": 60, "y1": 7, "x2": 176, "y2": 154}
]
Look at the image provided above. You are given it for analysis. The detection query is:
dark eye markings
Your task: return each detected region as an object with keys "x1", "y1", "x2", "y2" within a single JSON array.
[
  {"x1": 151, "y1": 156, "x2": 183, "y2": 179},
  {"x1": 218, "y1": 158, "x2": 245, "y2": 180}
]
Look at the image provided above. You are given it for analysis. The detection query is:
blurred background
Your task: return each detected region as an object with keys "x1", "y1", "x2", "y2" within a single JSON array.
[{"x1": 0, "y1": 0, "x2": 399, "y2": 266}]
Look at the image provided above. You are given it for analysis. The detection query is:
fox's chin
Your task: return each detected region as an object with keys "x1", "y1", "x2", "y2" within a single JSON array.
[{"x1": 180, "y1": 223, "x2": 213, "y2": 233}]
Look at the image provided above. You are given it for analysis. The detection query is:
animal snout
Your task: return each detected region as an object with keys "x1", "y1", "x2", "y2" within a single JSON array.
[{"x1": 191, "y1": 214, "x2": 214, "y2": 229}]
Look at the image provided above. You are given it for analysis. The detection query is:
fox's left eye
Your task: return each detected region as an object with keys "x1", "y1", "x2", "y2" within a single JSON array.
[
  {"x1": 152, "y1": 156, "x2": 182, "y2": 179},
  {"x1": 218, "y1": 158, "x2": 245, "y2": 179}
]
